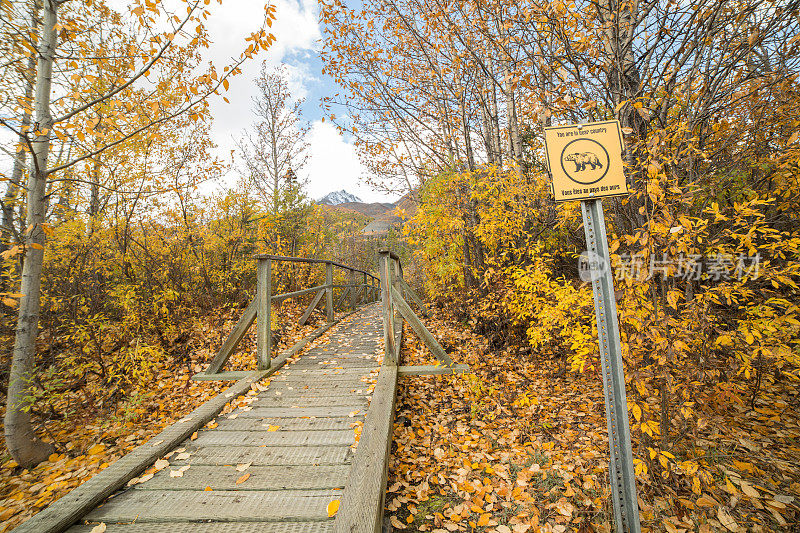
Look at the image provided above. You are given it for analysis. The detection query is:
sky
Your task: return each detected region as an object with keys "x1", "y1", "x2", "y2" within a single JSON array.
[
  {"x1": 202, "y1": 0, "x2": 396, "y2": 203},
  {"x1": 0, "y1": 0, "x2": 396, "y2": 204}
]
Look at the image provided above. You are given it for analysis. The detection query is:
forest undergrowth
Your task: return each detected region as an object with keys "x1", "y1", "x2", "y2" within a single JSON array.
[{"x1": 388, "y1": 307, "x2": 800, "y2": 533}]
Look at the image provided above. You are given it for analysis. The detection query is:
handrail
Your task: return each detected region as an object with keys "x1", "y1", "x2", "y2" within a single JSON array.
[
  {"x1": 195, "y1": 255, "x2": 381, "y2": 380},
  {"x1": 254, "y1": 253, "x2": 379, "y2": 281}
]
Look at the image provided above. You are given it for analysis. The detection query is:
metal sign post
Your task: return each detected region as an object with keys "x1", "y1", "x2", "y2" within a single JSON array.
[
  {"x1": 542, "y1": 120, "x2": 640, "y2": 532},
  {"x1": 581, "y1": 198, "x2": 640, "y2": 533}
]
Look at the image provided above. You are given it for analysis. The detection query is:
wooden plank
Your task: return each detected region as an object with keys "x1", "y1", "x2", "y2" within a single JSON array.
[
  {"x1": 333, "y1": 363, "x2": 398, "y2": 533},
  {"x1": 399, "y1": 279, "x2": 429, "y2": 318},
  {"x1": 131, "y1": 464, "x2": 349, "y2": 491},
  {"x1": 69, "y1": 522, "x2": 334, "y2": 533},
  {"x1": 398, "y1": 364, "x2": 469, "y2": 376},
  {"x1": 189, "y1": 429, "x2": 355, "y2": 447},
  {"x1": 214, "y1": 417, "x2": 358, "y2": 432},
  {"x1": 204, "y1": 299, "x2": 257, "y2": 375},
  {"x1": 390, "y1": 286, "x2": 453, "y2": 366},
  {"x1": 273, "y1": 371, "x2": 377, "y2": 382},
  {"x1": 83, "y1": 489, "x2": 340, "y2": 523},
  {"x1": 191, "y1": 371, "x2": 257, "y2": 382},
  {"x1": 257, "y1": 258, "x2": 272, "y2": 370},
  {"x1": 233, "y1": 406, "x2": 367, "y2": 419},
  {"x1": 167, "y1": 445, "x2": 351, "y2": 466},
  {"x1": 289, "y1": 359, "x2": 379, "y2": 370},
  {"x1": 252, "y1": 396, "x2": 368, "y2": 408},
  {"x1": 256, "y1": 387, "x2": 373, "y2": 399},
  {"x1": 299, "y1": 289, "x2": 325, "y2": 326},
  {"x1": 12, "y1": 371, "x2": 270, "y2": 533}
]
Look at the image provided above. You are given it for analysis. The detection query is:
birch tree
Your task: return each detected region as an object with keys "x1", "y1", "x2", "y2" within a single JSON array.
[
  {"x1": 236, "y1": 62, "x2": 310, "y2": 214},
  {"x1": 1, "y1": 0, "x2": 277, "y2": 467}
]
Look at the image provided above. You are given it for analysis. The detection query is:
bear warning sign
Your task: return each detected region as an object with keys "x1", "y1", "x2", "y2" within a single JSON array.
[{"x1": 543, "y1": 120, "x2": 629, "y2": 202}]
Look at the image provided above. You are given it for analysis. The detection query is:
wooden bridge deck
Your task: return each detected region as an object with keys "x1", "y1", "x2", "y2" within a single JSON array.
[{"x1": 65, "y1": 304, "x2": 384, "y2": 532}]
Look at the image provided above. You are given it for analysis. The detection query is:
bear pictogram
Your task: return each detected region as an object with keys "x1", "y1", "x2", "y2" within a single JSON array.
[{"x1": 564, "y1": 152, "x2": 603, "y2": 172}]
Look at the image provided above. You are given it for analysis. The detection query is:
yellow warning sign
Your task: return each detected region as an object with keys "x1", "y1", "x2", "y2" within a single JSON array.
[{"x1": 544, "y1": 120, "x2": 629, "y2": 202}]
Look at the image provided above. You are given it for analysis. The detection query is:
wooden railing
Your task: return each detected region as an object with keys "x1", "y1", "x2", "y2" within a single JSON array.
[{"x1": 194, "y1": 255, "x2": 380, "y2": 380}]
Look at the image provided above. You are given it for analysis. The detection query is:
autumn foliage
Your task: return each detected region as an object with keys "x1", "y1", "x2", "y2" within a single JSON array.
[{"x1": 321, "y1": 0, "x2": 800, "y2": 529}]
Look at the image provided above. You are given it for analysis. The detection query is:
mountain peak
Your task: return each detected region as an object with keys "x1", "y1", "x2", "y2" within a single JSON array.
[{"x1": 317, "y1": 190, "x2": 363, "y2": 205}]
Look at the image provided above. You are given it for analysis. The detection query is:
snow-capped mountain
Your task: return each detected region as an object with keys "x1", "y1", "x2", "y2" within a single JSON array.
[{"x1": 317, "y1": 190, "x2": 364, "y2": 205}]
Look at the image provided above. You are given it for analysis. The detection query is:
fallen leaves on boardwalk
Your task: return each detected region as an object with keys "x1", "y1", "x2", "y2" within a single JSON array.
[
  {"x1": 387, "y1": 309, "x2": 800, "y2": 532},
  {"x1": 0, "y1": 302, "x2": 326, "y2": 531}
]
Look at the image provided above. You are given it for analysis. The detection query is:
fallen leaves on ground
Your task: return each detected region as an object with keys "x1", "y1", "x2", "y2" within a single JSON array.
[
  {"x1": 328, "y1": 498, "x2": 341, "y2": 517},
  {"x1": 0, "y1": 302, "x2": 325, "y2": 531},
  {"x1": 386, "y1": 309, "x2": 800, "y2": 532}
]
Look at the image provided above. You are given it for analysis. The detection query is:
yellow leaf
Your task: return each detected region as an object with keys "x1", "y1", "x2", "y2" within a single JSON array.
[
  {"x1": 631, "y1": 403, "x2": 641, "y2": 421},
  {"x1": 725, "y1": 477, "x2": 739, "y2": 495},
  {"x1": 87, "y1": 444, "x2": 105, "y2": 455},
  {"x1": 236, "y1": 473, "x2": 250, "y2": 484},
  {"x1": 477, "y1": 513, "x2": 490, "y2": 527},
  {"x1": 267, "y1": 425, "x2": 280, "y2": 432},
  {"x1": 204, "y1": 486, "x2": 213, "y2": 491},
  {"x1": 327, "y1": 499, "x2": 340, "y2": 517}
]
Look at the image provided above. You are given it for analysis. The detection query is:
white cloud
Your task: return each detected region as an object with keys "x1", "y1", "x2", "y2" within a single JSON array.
[
  {"x1": 204, "y1": 0, "x2": 320, "y2": 153},
  {"x1": 200, "y1": 0, "x2": 394, "y2": 204},
  {"x1": 303, "y1": 121, "x2": 394, "y2": 203}
]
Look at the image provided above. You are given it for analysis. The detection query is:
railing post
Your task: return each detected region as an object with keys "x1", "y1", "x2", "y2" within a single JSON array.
[
  {"x1": 379, "y1": 251, "x2": 396, "y2": 364},
  {"x1": 256, "y1": 257, "x2": 272, "y2": 370},
  {"x1": 362, "y1": 272, "x2": 367, "y2": 306},
  {"x1": 393, "y1": 258, "x2": 403, "y2": 295},
  {"x1": 325, "y1": 262, "x2": 334, "y2": 323}
]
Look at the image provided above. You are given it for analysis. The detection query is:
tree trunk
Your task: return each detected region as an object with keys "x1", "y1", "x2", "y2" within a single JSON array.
[
  {"x1": 1, "y1": 4, "x2": 40, "y2": 259},
  {"x1": 4, "y1": 0, "x2": 58, "y2": 468},
  {"x1": 487, "y1": 60, "x2": 503, "y2": 166}
]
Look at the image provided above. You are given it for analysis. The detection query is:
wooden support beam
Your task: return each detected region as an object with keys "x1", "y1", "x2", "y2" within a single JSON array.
[
  {"x1": 325, "y1": 262, "x2": 334, "y2": 323},
  {"x1": 398, "y1": 364, "x2": 469, "y2": 376},
  {"x1": 205, "y1": 299, "x2": 257, "y2": 375},
  {"x1": 256, "y1": 258, "x2": 272, "y2": 370},
  {"x1": 353, "y1": 284, "x2": 365, "y2": 307},
  {"x1": 390, "y1": 286, "x2": 453, "y2": 366},
  {"x1": 335, "y1": 286, "x2": 351, "y2": 310},
  {"x1": 299, "y1": 288, "x2": 324, "y2": 326},
  {"x1": 271, "y1": 284, "x2": 327, "y2": 303},
  {"x1": 399, "y1": 279, "x2": 429, "y2": 318}
]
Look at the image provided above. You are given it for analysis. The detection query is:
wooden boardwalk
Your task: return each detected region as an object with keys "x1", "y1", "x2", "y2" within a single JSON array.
[
  {"x1": 66, "y1": 304, "x2": 384, "y2": 532},
  {"x1": 16, "y1": 251, "x2": 465, "y2": 533}
]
